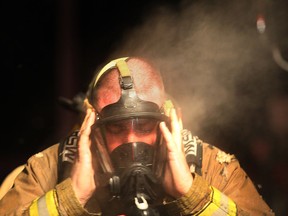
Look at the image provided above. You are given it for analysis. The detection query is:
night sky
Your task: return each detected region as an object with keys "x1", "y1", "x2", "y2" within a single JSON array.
[{"x1": 1, "y1": 0, "x2": 288, "y2": 213}]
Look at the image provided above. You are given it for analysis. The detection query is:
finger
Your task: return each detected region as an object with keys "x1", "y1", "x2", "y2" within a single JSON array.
[
  {"x1": 176, "y1": 107, "x2": 183, "y2": 131},
  {"x1": 160, "y1": 121, "x2": 176, "y2": 153},
  {"x1": 79, "y1": 108, "x2": 93, "y2": 134},
  {"x1": 77, "y1": 109, "x2": 96, "y2": 162},
  {"x1": 170, "y1": 108, "x2": 182, "y2": 152}
]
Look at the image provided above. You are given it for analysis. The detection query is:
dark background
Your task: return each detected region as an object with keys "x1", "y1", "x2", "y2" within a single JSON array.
[{"x1": 1, "y1": 0, "x2": 288, "y2": 214}]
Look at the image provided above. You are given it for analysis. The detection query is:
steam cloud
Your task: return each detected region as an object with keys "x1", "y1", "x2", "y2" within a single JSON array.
[{"x1": 110, "y1": 0, "x2": 288, "y2": 146}]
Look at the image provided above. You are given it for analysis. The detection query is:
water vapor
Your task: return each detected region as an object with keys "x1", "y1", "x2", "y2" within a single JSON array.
[{"x1": 110, "y1": 0, "x2": 287, "y2": 145}]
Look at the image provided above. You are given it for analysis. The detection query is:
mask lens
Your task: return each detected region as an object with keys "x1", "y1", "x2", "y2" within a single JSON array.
[
  {"x1": 101, "y1": 118, "x2": 159, "y2": 152},
  {"x1": 105, "y1": 118, "x2": 159, "y2": 135}
]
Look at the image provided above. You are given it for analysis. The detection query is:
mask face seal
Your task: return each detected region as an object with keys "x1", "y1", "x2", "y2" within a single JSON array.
[{"x1": 89, "y1": 58, "x2": 169, "y2": 215}]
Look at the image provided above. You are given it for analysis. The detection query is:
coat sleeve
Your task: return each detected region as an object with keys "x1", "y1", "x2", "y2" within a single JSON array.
[
  {"x1": 0, "y1": 144, "x2": 101, "y2": 216},
  {"x1": 28, "y1": 178, "x2": 101, "y2": 216},
  {"x1": 163, "y1": 143, "x2": 275, "y2": 215},
  {"x1": 0, "y1": 144, "x2": 59, "y2": 215}
]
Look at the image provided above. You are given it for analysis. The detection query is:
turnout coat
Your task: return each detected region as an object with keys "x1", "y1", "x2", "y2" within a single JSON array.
[{"x1": 0, "y1": 130, "x2": 274, "y2": 215}]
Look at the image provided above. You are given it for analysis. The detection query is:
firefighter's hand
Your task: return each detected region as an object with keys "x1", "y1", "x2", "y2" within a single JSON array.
[
  {"x1": 160, "y1": 108, "x2": 193, "y2": 198},
  {"x1": 70, "y1": 108, "x2": 99, "y2": 206}
]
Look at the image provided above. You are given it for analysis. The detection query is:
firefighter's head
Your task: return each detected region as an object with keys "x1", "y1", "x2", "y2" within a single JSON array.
[{"x1": 85, "y1": 57, "x2": 171, "y2": 181}]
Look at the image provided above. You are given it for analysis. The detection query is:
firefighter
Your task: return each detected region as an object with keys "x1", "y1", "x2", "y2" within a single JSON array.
[{"x1": 0, "y1": 57, "x2": 274, "y2": 215}]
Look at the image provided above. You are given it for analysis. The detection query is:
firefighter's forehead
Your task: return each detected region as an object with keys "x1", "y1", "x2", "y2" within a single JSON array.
[
  {"x1": 95, "y1": 69, "x2": 121, "y2": 109},
  {"x1": 96, "y1": 89, "x2": 120, "y2": 111}
]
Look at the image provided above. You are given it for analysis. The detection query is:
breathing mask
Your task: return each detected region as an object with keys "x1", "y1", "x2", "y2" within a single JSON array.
[{"x1": 87, "y1": 57, "x2": 171, "y2": 215}]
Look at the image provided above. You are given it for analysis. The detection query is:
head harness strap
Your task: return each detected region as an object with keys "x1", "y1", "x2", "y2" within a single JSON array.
[
  {"x1": 93, "y1": 57, "x2": 129, "y2": 88},
  {"x1": 116, "y1": 59, "x2": 133, "y2": 90}
]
